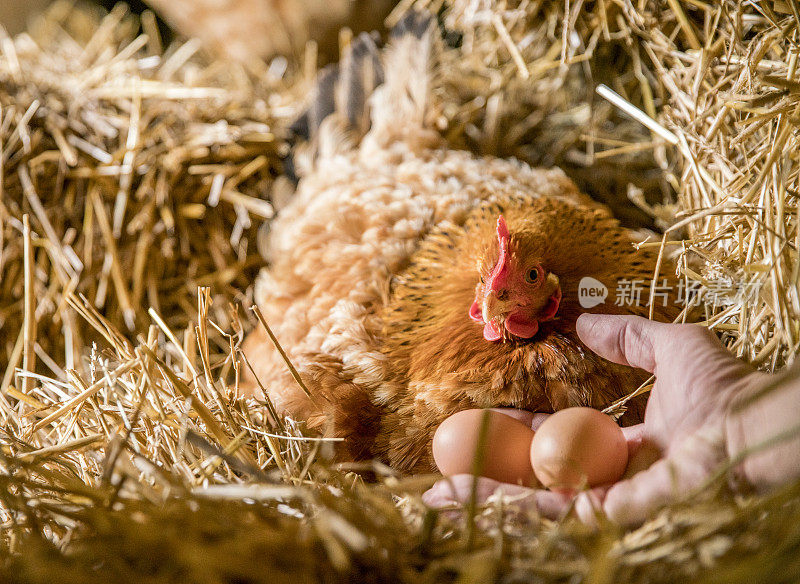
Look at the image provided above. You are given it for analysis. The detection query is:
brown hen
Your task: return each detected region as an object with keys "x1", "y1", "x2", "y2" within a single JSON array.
[{"x1": 242, "y1": 12, "x2": 680, "y2": 473}]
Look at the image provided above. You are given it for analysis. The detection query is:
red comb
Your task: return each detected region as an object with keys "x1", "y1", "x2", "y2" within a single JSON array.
[
  {"x1": 496, "y1": 215, "x2": 510, "y2": 247},
  {"x1": 487, "y1": 215, "x2": 511, "y2": 291}
]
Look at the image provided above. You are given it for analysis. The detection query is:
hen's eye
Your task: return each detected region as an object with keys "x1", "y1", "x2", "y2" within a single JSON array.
[
  {"x1": 525, "y1": 268, "x2": 539, "y2": 284},
  {"x1": 480, "y1": 275, "x2": 485, "y2": 284}
]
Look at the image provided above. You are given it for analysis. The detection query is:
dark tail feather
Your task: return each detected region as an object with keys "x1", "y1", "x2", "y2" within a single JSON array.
[
  {"x1": 390, "y1": 8, "x2": 434, "y2": 42},
  {"x1": 289, "y1": 64, "x2": 338, "y2": 141},
  {"x1": 337, "y1": 31, "x2": 384, "y2": 136},
  {"x1": 290, "y1": 31, "x2": 383, "y2": 143},
  {"x1": 361, "y1": 11, "x2": 436, "y2": 148},
  {"x1": 286, "y1": 11, "x2": 436, "y2": 181}
]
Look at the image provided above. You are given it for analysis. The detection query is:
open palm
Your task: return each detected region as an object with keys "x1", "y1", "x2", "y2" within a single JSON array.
[{"x1": 424, "y1": 314, "x2": 800, "y2": 526}]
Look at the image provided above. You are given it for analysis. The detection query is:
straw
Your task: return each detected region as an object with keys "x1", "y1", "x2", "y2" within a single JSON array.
[{"x1": 1, "y1": 2, "x2": 799, "y2": 583}]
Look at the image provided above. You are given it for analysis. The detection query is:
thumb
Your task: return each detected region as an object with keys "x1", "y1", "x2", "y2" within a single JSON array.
[{"x1": 575, "y1": 314, "x2": 725, "y2": 377}]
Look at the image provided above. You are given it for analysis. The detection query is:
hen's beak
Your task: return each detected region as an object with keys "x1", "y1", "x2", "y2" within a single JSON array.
[{"x1": 482, "y1": 290, "x2": 515, "y2": 324}]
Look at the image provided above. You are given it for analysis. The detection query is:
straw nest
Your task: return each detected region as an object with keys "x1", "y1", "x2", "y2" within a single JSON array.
[{"x1": 1, "y1": 1, "x2": 799, "y2": 583}]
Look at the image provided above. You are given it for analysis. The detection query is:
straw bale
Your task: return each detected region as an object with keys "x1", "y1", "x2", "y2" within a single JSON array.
[{"x1": 0, "y1": 2, "x2": 294, "y2": 389}]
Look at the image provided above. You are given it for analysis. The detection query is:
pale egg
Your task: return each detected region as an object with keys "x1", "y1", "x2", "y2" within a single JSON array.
[
  {"x1": 529, "y1": 407, "x2": 627, "y2": 492},
  {"x1": 432, "y1": 409, "x2": 540, "y2": 487}
]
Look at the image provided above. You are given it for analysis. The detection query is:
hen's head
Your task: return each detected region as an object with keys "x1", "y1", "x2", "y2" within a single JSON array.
[{"x1": 469, "y1": 215, "x2": 562, "y2": 342}]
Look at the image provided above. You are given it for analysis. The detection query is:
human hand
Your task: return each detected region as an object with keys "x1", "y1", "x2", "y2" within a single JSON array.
[
  {"x1": 577, "y1": 313, "x2": 800, "y2": 525},
  {"x1": 423, "y1": 314, "x2": 800, "y2": 526}
]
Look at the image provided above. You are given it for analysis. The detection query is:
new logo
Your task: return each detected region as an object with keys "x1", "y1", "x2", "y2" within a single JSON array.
[{"x1": 578, "y1": 277, "x2": 608, "y2": 308}]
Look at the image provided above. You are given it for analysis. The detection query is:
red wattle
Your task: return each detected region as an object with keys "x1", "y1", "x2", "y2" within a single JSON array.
[
  {"x1": 504, "y1": 313, "x2": 539, "y2": 339},
  {"x1": 483, "y1": 321, "x2": 503, "y2": 341},
  {"x1": 469, "y1": 300, "x2": 483, "y2": 322}
]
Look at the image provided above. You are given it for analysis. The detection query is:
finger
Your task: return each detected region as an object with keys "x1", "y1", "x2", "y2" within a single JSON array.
[
  {"x1": 623, "y1": 438, "x2": 662, "y2": 479},
  {"x1": 488, "y1": 409, "x2": 550, "y2": 431},
  {"x1": 532, "y1": 489, "x2": 576, "y2": 519},
  {"x1": 602, "y1": 459, "x2": 680, "y2": 526},
  {"x1": 573, "y1": 486, "x2": 610, "y2": 527},
  {"x1": 575, "y1": 313, "x2": 727, "y2": 378},
  {"x1": 489, "y1": 408, "x2": 534, "y2": 427},
  {"x1": 530, "y1": 412, "x2": 550, "y2": 432},
  {"x1": 621, "y1": 423, "x2": 647, "y2": 463},
  {"x1": 576, "y1": 314, "x2": 668, "y2": 372},
  {"x1": 422, "y1": 474, "x2": 572, "y2": 519},
  {"x1": 422, "y1": 474, "x2": 504, "y2": 507},
  {"x1": 621, "y1": 423, "x2": 645, "y2": 443},
  {"x1": 603, "y1": 434, "x2": 721, "y2": 526}
]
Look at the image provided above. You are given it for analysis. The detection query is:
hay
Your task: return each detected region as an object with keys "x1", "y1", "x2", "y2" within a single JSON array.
[
  {"x1": 0, "y1": 1, "x2": 292, "y2": 391},
  {"x1": 403, "y1": 0, "x2": 680, "y2": 228},
  {"x1": 1, "y1": 1, "x2": 800, "y2": 583},
  {"x1": 621, "y1": 1, "x2": 800, "y2": 368}
]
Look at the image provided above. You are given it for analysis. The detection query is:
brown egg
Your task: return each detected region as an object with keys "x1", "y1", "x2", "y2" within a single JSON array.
[
  {"x1": 529, "y1": 407, "x2": 627, "y2": 492},
  {"x1": 432, "y1": 409, "x2": 540, "y2": 487}
]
